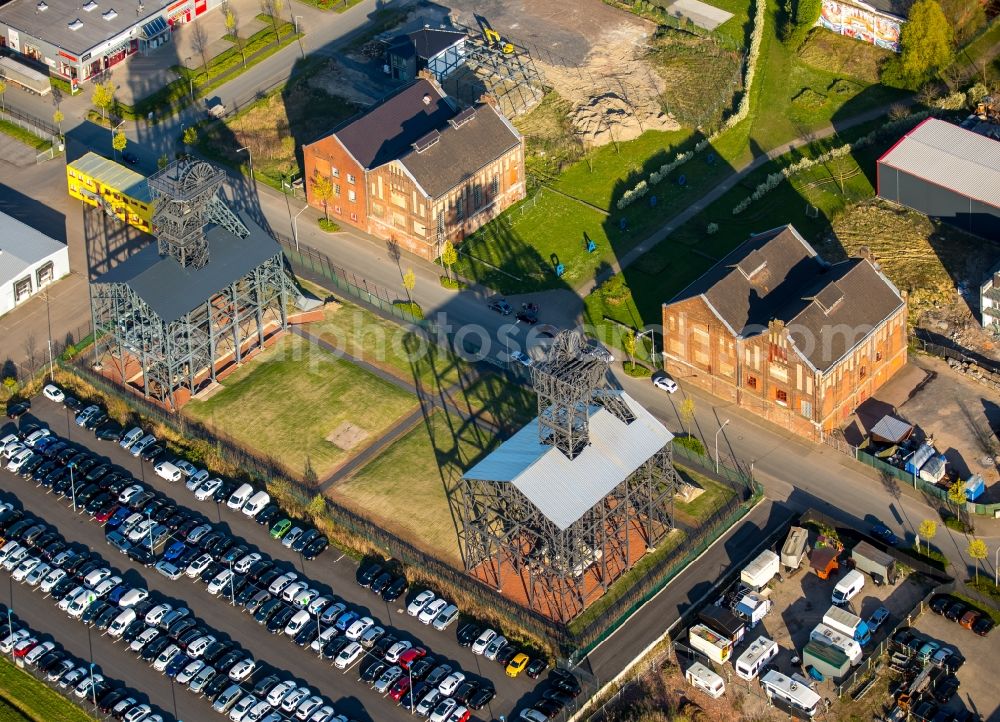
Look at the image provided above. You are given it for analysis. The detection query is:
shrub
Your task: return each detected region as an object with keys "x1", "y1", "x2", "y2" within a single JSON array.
[
  {"x1": 317, "y1": 218, "x2": 340, "y2": 232},
  {"x1": 439, "y1": 276, "x2": 467, "y2": 290},
  {"x1": 598, "y1": 274, "x2": 632, "y2": 306},
  {"x1": 674, "y1": 435, "x2": 706, "y2": 456},
  {"x1": 623, "y1": 362, "x2": 650, "y2": 377},
  {"x1": 706, "y1": 223, "x2": 719, "y2": 235},
  {"x1": 392, "y1": 300, "x2": 424, "y2": 319}
]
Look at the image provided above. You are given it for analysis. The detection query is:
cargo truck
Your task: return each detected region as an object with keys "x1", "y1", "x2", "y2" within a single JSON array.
[
  {"x1": 823, "y1": 605, "x2": 871, "y2": 645},
  {"x1": 688, "y1": 624, "x2": 733, "y2": 664},
  {"x1": 852, "y1": 541, "x2": 897, "y2": 585}
]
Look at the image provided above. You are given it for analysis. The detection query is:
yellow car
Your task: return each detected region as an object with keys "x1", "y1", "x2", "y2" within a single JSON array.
[{"x1": 506, "y1": 652, "x2": 529, "y2": 678}]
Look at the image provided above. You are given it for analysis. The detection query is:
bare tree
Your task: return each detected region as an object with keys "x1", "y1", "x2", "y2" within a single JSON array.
[
  {"x1": 190, "y1": 20, "x2": 211, "y2": 76},
  {"x1": 259, "y1": 0, "x2": 283, "y2": 42},
  {"x1": 223, "y1": 3, "x2": 246, "y2": 67}
]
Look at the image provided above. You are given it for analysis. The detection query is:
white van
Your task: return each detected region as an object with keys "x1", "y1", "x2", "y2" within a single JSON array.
[
  {"x1": 108, "y1": 608, "x2": 137, "y2": 638},
  {"x1": 227, "y1": 484, "x2": 254, "y2": 510},
  {"x1": 241, "y1": 491, "x2": 270, "y2": 517},
  {"x1": 154, "y1": 461, "x2": 182, "y2": 482},
  {"x1": 832, "y1": 569, "x2": 865, "y2": 606},
  {"x1": 284, "y1": 609, "x2": 311, "y2": 636},
  {"x1": 432, "y1": 604, "x2": 459, "y2": 631},
  {"x1": 685, "y1": 662, "x2": 725, "y2": 699},
  {"x1": 119, "y1": 427, "x2": 144, "y2": 450}
]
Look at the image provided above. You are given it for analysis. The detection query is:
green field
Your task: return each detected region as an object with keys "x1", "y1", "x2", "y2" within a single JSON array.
[
  {"x1": 674, "y1": 464, "x2": 737, "y2": 523},
  {"x1": 0, "y1": 657, "x2": 95, "y2": 722},
  {"x1": 185, "y1": 334, "x2": 415, "y2": 478},
  {"x1": 333, "y1": 409, "x2": 500, "y2": 565}
]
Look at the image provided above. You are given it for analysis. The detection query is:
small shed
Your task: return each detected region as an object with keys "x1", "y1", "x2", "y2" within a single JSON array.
[
  {"x1": 869, "y1": 415, "x2": 914, "y2": 445},
  {"x1": 904, "y1": 442, "x2": 936, "y2": 476},
  {"x1": 809, "y1": 546, "x2": 840, "y2": 580},
  {"x1": 919, "y1": 455, "x2": 947, "y2": 483},
  {"x1": 803, "y1": 639, "x2": 851, "y2": 680},
  {"x1": 964, "y1": 475, "x2": 986, "y2": 502}
]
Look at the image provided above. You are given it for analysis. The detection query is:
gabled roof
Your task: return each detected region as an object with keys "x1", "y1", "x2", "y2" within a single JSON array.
[
  {"x1": 328, "y1": 79, "x2": 457, "y2": 170},
  {"x1": 94, "y1": 214, "x2": 280, "y2": 324},
  {"x1": 398, "y1": 103, "x2": 522, "y2": 198},
  {"x1": 878, "y1": 118, "x2": 1000, "y2": 209},
  {"x1": 667, "y1": 225, "x2": 904, "y2": 372},
  {"x1": 462, "y1": 392, "x2": 673, "y2": 531},
  {"x1": 0, "y1": 211, "x2": 66, "y2": 287}
]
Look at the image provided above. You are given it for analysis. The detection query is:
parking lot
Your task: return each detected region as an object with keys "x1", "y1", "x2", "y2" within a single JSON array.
[{"x1": 0, "y1": 393, "x2": 559, "y2": 721}]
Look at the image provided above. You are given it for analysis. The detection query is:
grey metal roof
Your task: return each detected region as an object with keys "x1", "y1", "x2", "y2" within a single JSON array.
[
  {"x1": 868, "y1": 415, "x2": 913, "y2": 444},
  {"x1": 94, "y1": 214, "x2": 280, "y2": 324},
  {"x1": 463, "y1": 392, "x2": 673, "y2": 531},
  {"x1": 399, "y1": 103, "x2": 521, "y2": 198},
  {"x1": 0, "y1": 210, "x2": 66, "y2": 286},
  {"x1": 406, "y1": 28, "x2": 465, "y2": 59},
  {"x1": 0, "y1": 0, "x2": 170, "y2": 56},
  {"x1": 879, "y1": 118, "x2": 1000, "y2": 209}
]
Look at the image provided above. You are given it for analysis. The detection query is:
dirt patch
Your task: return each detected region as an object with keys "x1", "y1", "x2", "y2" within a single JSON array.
[{"x1": 326, "y1": 421, "x2": 370, "y2": 451}]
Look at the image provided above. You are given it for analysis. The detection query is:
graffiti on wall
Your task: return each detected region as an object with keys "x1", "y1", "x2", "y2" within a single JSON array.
[{"x1": 818, "y1": 0, "x2": 903, "y2": 51}]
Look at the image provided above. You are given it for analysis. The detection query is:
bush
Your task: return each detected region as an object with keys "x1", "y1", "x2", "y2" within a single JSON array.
[
  {"x1": 392, "y1": 301, "x2": 424, "y2": 320},
  {"x1": 439, "y1": 276, "x2": 467, "y2": 290},
  {"x1": 317, "y1": 218, "x2": 340, "y2": 232},
  {"x1": 944, "y1": 516, "x2": 972, "y2": 533},
  {"x1": 623, "y1": 361, "x2": 650, "y2": 377},
  {"x1": 674, "y1": 435, "x2": 706, "y2": 456},
  {"x1": 598, "y1": 274, "x2": 632, "y2": 306}
]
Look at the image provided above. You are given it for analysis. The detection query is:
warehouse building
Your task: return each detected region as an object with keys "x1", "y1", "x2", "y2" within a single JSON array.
[
  {"x1": 877, "y1": 118, "x2": 1000, "y2": 240},
  {"x1": 0, "y1": 211, "x2": 70, "y2": 316}
]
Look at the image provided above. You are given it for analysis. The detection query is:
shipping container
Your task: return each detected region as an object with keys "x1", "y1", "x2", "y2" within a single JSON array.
[
  {"x1": 688, "y1": 624, "x2": 733, "y2": 664},
  {"x1": 852, "y1": 541, "x2": 897, "y2": 585}
]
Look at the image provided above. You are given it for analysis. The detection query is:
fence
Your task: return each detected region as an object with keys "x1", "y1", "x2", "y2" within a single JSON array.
[
  {"x1": 912, "y1": 331, "x2": 1000, "y2": 377},
  {"x1": 0, "y1": 106, "x2": 59, "y2": 145}
]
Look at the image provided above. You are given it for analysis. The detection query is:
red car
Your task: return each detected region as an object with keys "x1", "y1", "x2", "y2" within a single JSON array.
[
  {"x1": 398, "y1": 646, "x2": 426, "y2": 671},
  {"x1": 94, "y1": 504, "x2": 121, "y2": 524},
  {"x1": 388, "y1": 675, "x2": 411, "y2": 702},
  {"x1": 12, "y1": 638, "x2": 38, "y2": 658}
]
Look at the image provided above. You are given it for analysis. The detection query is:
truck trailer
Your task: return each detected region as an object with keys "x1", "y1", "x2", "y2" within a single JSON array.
[
  {"x1": 823, "y1": 605, "x2": 871, "y2": 645},
  {"x1": 781, "y1": 526, "x2": 808, "y2": 571},
  {"x1": 740, "y1": 550, "x2": 779, "y2": 590},
  {"x1": 852, "y1": 541, "x2": 897, "y2": 585}
]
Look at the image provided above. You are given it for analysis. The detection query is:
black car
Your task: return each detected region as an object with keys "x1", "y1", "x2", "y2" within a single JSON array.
[
  {"x1": 213, "y1": 650, "x2": 244, "y2": 675},
  {"x1": 291, "y1": 529, "x2": 319, "y2": 554},
  {"x1": 516, "y1": 307, "x2": 538, "y2": 324},
  {"x1": 550, "y1": 668, "x2": 582, "y2": 696},
  {"x1": 302, "y1": 537, "x2": 328, "y2": 560},
  {"x1": 120, "y1": 620, "x2": 148, "y2": 645},
  {"x1": 254, "y1": 504, "x2": 280, "y2": 526},
  {"x1": 453, "y1": 681, "x2": 479, "y2": 705},
  {"x1": 535, "y1": 698, "x2": 564, "y2": 717},
  {"x1": 83, "y1": 411, "x2": 108, "y2": 430},
  {"x1": 382, "y1": 575, "x2": 408, "y2": 602},
  {"x1": 254, "y1": 597, "x2": 283, "y2": 625},
  {"x1": 933, "y1": 674, "x2": 960, "y2": 704},
  {"x1": 357, "y1": 561, "x2": 383, "y2": 587},
  {"x1": 202, "y1": 673, "x2": 233, "y2": 701},
  {"x1": 256, "y1": 568, "x2": 284, "y2": 589},
  {"x1": 141, "y1": 635, "x2": 171, "y2": 662},
  {"x1": 252, "y1": 674, "x2": 280, "y2": 698},
  {"x1": 63, "y1": 396, "x2": 84, "y2": 412},
  {"x1": 201, "y1": 640, "x2": 234, "y2": 665},
  {"x1": 141, "y1": 444, "x2": 165, "y2": 463},
  {"x1": 121, "y1": 151, "x2": 139, "y2": 166},
  {"x1": 457, "y1": 623, "x2": 482, "y2": 647},
  {"x1": 408, "y1": 656, "x2": 435, "y2": 681},
  {"x1": 235, "y1": 584, "x2": 258, "y2": 607},
  {"x1": 95, "y1": 421, "x2": 124, "y2": 441},
  {"x1": 973, "y1": 615, "x2": 994, "y2": 636},
  {"x1": 360, "y1": 659, "x2": 387, "y2": 684},
  {"x1": 321, "y1": 637, "x2": 350, "y2": 661},
  {"x1": 370, "y1": 571, "x2": 393, "y2": 596},
  {"x1": 213, "y1": 480, "x2": 237, "y2": 504},
  {"x1": 97, "y1": 688, "x2": 130, "y2": 713},
  {"x1": 221, "y1": 544, "x2": 248, "y2": 565},
  {"x1": 372, "y1": 634, "x2": 398, "y2": 659},
  {"x1": 488, "y1": 298, "x2": 512, "y2": 315},
  {"x1": 944, "y1": 601, "x2": 968, "y2": 622},
  {"x1": 929, "y1": 596, "x2": 952, "y2": 615},
  {"x1": 82, "y1": 600, "x2": 111, "y2": 625},
  {"x1": 267, "y1": 606, "x2": 296, "y2": 634},
  {"x1": 247, "y1": 560, "x2": 274, "y2": 581},
  {"x1": 126, "y1": 546, "x2": 155, "y2": 566},
  {"x1": 294, "y1": 622, "x2": 320, "y2": 647},
  {"x1": 467, "y1": 685, "x2": 495, "y2": 711},
  {"x1": 496, "y1": 644, "x2": 519, "y2": 666},
  {"x1": 6, "y1": 401, "x2": 30, "y2": 419}
]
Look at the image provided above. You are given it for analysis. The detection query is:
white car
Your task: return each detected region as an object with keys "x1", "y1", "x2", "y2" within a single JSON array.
[
  {"x1": 281, "y1": 581, "x2": 307, "y2": 603},
  {"x1": 228, "y1": 658, "x2": 257, "y2": 681},
  {"x1": 233, "y1": 553, "x2": 261, "y2": 574},
  {"x1": 24, "y1": 640, "x2": 55, "y2": 665},
  {"x1": 173, "y1": 459, "x2": 198, "y2": 477},
  {"x1": 39, "y1": 568, "x2": 66, "y2": 593},
  {"x1": 229, "y1": 694, "x2": 258, "y2": 722},
  {"x1": 292, "y1": 587, "x2": 319, "y2": 608},
  {"x1": 118, "y1": 588, "x2": 149, "y2": 608},
  {"x1": 0, "y1": 629, "x2": 29, "y2": 654},
  {"x1": 7, "y1": 449, "x2": 33, "y2": 473},
  {"x1": 176, "y1": 659, "x2": 205, "y2": 685},
  {"x1": 127, "y1": 519, "x2": 156, "y2": 544},
  {"x1": 153, "y1": 461, "x2": 182, "y2": 482},
  {"x1": 153, "y1": 644, "x2": 181, "y2": 672},
  {"x1": 187, "y1": 634, "x2": 216, "y2": 659},
  {"x1": 385, "y1": 640, "x2": 412, "y2": 663},
  {"x1": 418, "y1": 598, "x2": 447, "y2": 625},
  {"x1": 471, "y1": 628, "x2": 496, "y2": 655},
  {"x1": 185, "y1": 553, "x2": 214, "y2": 578},
  {"x1": 130, "y1": 628, "x2": 160, "y2": 653},
  {"x1": 284, "y1": 609, "x2": 311, "y2": 637},
  {"x1": 247, "y1": 700, "x2": 273, "y2": 722},
  {"x1": 118, "y1": 485, "x2": 145, "y2": 504},
  {"x1": 24, "y1": 429, "x2": 51, "y2": 448},
  {"x1": 407, "y1": 590, "x2": 436, "y2": 617},
  {"x1": 1, "y1": 545, "x2": 27, "y2": 571},
  {"x1": 83, "y1": 567, "x2": 113, "y2": 588},
  {"x1": 129, "y1": 435, "x2": 157, "y2": 458},
  {"x1": 307, "y1": 705, "x2": 335, "y2": 722},
  {"x1": 294, "y1": 696, "x2": 324, "y2": 721},
  {"x1": 207, "y1": 569, "x2": 235, "y2": 596},
  {"x1": 74, "y1": 672, "x2": 104, "y2": 698},
  {"x1": 344, "y1": 617, "x2": 374, "y2": 642},
  {"x1": 108, "y1": 609, "x2": 136, "y2": 638},
  {"x1": 652, "y1": 373, "x2": 679, "y2": 393},
  {"x1": 306, "y1": 596, "x2": 332, "y2": 616},
  {"x1": 185, "y1": 469, "x2": 210, "y2": 492},
  {"x1": 124, "y1": 704, "x2": 152, "y2": 722},
  {"x1": 67, "y1": 591, "x2": 95, "y2": 618},
  {"x1": 519, "y1": 710, "x2": 548, "y2": 722},
  {"x1": 145, "y1": 603, "x2": 173, "y2": 627},
  {"x1": 194, "y1": 478, "x2": 223, "y2": 501},
  {"x1": 280, "y1": 687, "x2": 312, "y2": 713},
  {"x1": 484, "y1": 634, "x2": 508, "y2": 661},
  {"x1": 310, "y1": 627, "x2": 339, "y2": 653},
  {"x1": 93, "y1": 575, "x2": 123, "y2": 597},
  {"x1": 416, "y1": 688, "x2": 443, "y2": 717},
  {"x1": 437, "y1": 671, "x2": 466, "y2": 697},
  {"x1": 334, "y1": 641, "x2": 362, "y2": 669},
  {"x1": 11, "y1": 556, "x2": 41, "y2": 582},
  {"x1": 266, "y1": 681, "x2": 296, "y2": 707},
  {"x1": 429, "y1": 698, "x2": 458, "y2": 722},
  {"x1": 43, "y1": 384, "x2": 65, "y2": 403},
  {"x1": 509, "y1": 351, "x2": 533, "y2": 368},
  {"x1": 268, "y1": 572, "x2": 297, "y2": 596}
]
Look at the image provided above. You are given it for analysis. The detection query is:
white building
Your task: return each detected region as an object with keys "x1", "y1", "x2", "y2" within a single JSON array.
[{"x1": 0, "y1": 212, "x2": 69, "y2": 315}]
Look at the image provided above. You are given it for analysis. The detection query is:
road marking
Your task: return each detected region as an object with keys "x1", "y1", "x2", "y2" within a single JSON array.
[{"x1": 333, "y1": 553, "x2": 345, "y2": 563}]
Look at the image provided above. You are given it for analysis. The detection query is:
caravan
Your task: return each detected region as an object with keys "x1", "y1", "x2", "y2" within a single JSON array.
[
  {"x1": 810, "y1": 623, "x2": 862, "y2": 664},
  {"x1": 734, "y1": 636, "x2": 779, "y2": 680},
  {"x1": 688, "y1": 624, "x2": 733, "y2": 664},
  {"x1": 760, "y1": 670, "x2": 821, "y2": 718},
  {"x1": 685, "y1": 663, "x2": 725, "y2": 699}
]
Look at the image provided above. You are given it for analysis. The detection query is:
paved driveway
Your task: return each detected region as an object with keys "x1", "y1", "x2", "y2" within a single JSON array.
[{"x1": 0, "y1": 134, "x2": 41, "y2": 166}]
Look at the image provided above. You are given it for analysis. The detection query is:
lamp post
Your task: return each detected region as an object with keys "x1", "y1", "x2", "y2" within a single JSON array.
[
  {"x1": 228, "y1": 561, "x2": 235, "y2": 607},
  {"x1": 292, "y1": 204, "x2": 309, "y2": 252},
  {"x1": 315, "y1": 608, "x2": 322, "y2": 659},
  {"x1": 995, "y1": 545, "x2": 999, "y2": 588},
  {"x1": 70, "y1": 464, "x2": 77, "y2": 513},
  {"x1": 146, "y1": 510, "x2": 153, "y2": 554},
  {"x1": 714, "y1": 419, "x2": 730, "y2": 474},
  {"x1": 237, "y1": 146, "x2": 253, "y2": 182}
]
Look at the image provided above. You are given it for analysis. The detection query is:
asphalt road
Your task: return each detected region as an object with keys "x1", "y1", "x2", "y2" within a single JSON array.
[{"x1": 2, "y1": 396, "x2": 545, "y2": 721}]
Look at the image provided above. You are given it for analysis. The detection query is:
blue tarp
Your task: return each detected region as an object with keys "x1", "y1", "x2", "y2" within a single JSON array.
[{"x1": 904, "y1": 443, "x2": 936, "y2": 475}]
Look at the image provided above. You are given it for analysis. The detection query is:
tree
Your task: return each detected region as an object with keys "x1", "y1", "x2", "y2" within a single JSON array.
[
  {"x1": 306, "y1": 493, "x2": 326, "y2": 519},
  {"x1": 440, "y1": 240, "x2": 457, "y2": 279},
  {"x1": 157, "y1": 154, "x2": 169, "y2": 170},
  {"x1": 967, "y1": 538, "x2": 987, "y2": 583},
  {"x1": 885, "y1": 0, "x2": 953, "y2": 88},
  {"x1": 785, "y1": 0, "x2": 822, "y2": 48},
  {"x1": 223, "y1": 4, "x2": 246, "y2": 66},
  {"x1": 259, "y1": 0, "x2": 283, "y2": 42},
  {"x1": 402, "y1": 268, "x2": 416, "y2": 301},
  {"x1": 679, "y1": 397, "x2": 696, "y2": 434},
  {"x1": 623, "y1": 329, "x2": 636, "y2": 367},
  {"x1": 92, "y1": 80, "x2": 115, "y2": 122},
  {"x1": 182, "y1": 126, "x2": 198, "y2": 147},
  {"x1": 311, "y1": 172, "x2": 333, "y2": 221},
  {"x1": 948, "y1": 478, "x2": 967, "y2": 527},
  {"x1": 918, "y1": 519, "x2": 937, "y2": 555},
  {"x1": 112, "y1": 130, "x2": 127, "y2": 158},
  {"x1": 190, "y1": 20, "x2": 211, "y2": 75},
  {"x1": 52, "y1": 109, "x2": 64, "y2": 135}
]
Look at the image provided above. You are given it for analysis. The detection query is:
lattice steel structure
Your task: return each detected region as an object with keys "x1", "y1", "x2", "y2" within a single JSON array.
[
  {"x1": 457, "y1": 331, "x2": 681, "y2": 622},
  {"x1": 90, "y1": 159, "x2": 293, "y2": 410}
]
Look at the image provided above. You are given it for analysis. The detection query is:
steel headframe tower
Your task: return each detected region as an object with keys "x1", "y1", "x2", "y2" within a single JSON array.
[
  {"x1": 456, "y1": 330, "x2": 679, "y2": 622},
  {"x1": 147, "y1": 158, "x2": 249, "y2": 268}
]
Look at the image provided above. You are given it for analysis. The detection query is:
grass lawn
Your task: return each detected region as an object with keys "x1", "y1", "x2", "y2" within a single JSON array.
[
  {"x1": 333, "y1": 409, "x2": 500, "y2": 566},
  {"x1": 0, "y1": 121, "x2": 52, "y2": 152},
  {"x1": 674, "y1": 463, "x2": 737, "y2": 523},
  {"x1": 516, "y1": 91, "x2": 583, "y2": 181},
  {"x1": 796, "y1": 28, "x2": 892, "y2": 84},
  {"x1": 184, "y1": 334, "x2": 415, "y2": 479},
  {"x1": 0, "y1": 656, "x2": 95, "y2": 722}
]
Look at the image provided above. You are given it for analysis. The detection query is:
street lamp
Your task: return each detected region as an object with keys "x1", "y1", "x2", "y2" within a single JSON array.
[
  {"x1": 995, "y1": 545, "x2": 999, "y2": 588},
  {"x1": 315, "y1": 608, "x2": 322, "y2": 659},
  {"x1": 292, "y1": 204, "x2": 309, "y2": 251},
  {"x1": 714, "y1": 419, "x2": 730, "y2": 474},
  {"x1": 237, "y1": 146, "x2": 253, "y2": 182},
  {"x1": 146, "y1": 510, "x2": 153, "y2": 554},
  {"x1": 228, "y1": 560, "x2": 235, "y2": 607},
  {"x1": 69, "y1": 464, "x2": 78, "y2": 513}
]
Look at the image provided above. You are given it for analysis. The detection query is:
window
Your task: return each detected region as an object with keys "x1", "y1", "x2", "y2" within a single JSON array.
[
  {"x1": 473, "y1": 184, "x2": 482, "y2": 208},
  {"x1": 491, "y1": 175, "x2": 499, "y2": 196},
  {"x1": 436, "y1": 213, "x2": 444, "y2": 238},
  {"x1": 769, "y1": 362, "x2": 788, "y2": 383},
  {"x1": 332, "y1": 167, "x2": 339, "y2": 178},
  {"x1": 347, "y1": 173, "x2": 355, "y2": 184},
  {"x1": 746, "y1": 375, "x2": 758, "y2": 390},
  {"x1": 348, "y1": 190, "x2": 356, "y2": 203},
  {"x1": 800, "y1": 400, "x2": 812, "y2": 418},
  {"x1": 334, "y1": 184, "x2": 341, "y2": 197},
  {"x1": 455, "y1": 196, "x2": 464, "y2": 219},
  {"x1": 350, "y1": 212, "x2": 357, "y2": 221},
  {"x1": 13, "y1": 276, "x2": 32, "y2": 303},
  {"x1": 334, "y1": 205, "x2": 342, "y2": 215},
  {"x1": 775, "y1": 389, "x2": 788, "y2": 406},
  {"x1": 859, "y1": 366, "x2": 867, "y2": 379},
  {"x1": 875, "y1": 350, "x2": 883, "y2": 362}
]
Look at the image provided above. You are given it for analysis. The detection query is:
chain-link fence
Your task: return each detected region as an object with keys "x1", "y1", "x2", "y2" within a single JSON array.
[{"x1": 0, "y1": 106, "x2": 60, "y2": 145}]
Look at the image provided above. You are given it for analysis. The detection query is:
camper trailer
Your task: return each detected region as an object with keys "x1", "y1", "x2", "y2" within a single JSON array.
[
  {"x1": 688, "y1": 624, "x2": 733, "y2": 664},
  {"x1": 740, "y1": 550, "x2": 780, "y2": 590},
  {"x1": 735, "y1": 591, "x2": 772, "y2": 627},
  {"x1": 734, "y1": 636, "x2": 779, "y2": 680},
  {"x1": 823, "y1": 605, "x2": 871, "y2": 645},
  {"x1": 685, "y1": 662, "x2": 725, "y2": 699},
  {"x1": 810, "y1": 623, "x2": 862, "y2": 664},
  {"x1": 781, "y1": 526, "x2": 808, "y2": 571},
  {"x1": 760, "y1": 670, "x2": 821, "y2": 718}
]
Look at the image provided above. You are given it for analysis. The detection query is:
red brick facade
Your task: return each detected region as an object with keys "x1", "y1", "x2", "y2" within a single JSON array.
[{"x1": 302, "y1": 136, "x2": 368, "y2": 232}]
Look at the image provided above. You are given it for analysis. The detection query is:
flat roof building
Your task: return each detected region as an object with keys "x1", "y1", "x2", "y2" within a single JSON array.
[
  {"x1": 0, "y1": 211, "x2": 70, "y2": 316},
  {"x1": 67, "y1": 152, "x2": 153, "y2": 232}
]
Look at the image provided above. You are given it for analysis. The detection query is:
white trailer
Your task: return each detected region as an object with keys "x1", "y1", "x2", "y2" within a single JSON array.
[
  {"x1": 740, "y1": 550, "x2": 779, "y2": 590},
  {"x1": 761, "y1": 670, "x2": 821, "y2": 718},
  {"x1": 781, "y1": 526, "x2": 808, "y2": 571},
  {"x1": 734, "y1": 636, "x2": 779, "y2": 680},
  {"x1": 685, "y1": 662, "x2": 725, "y2": 698},
  {"x1": 735, "y1": 591, "x2": 772, "y2": 627},
  {"x1": 688, "y1": 624, "x2": 733, "y2": 664},
  {"x1": 823, "y1": 605, "x2": 871, "y2": 645},
  {"x1": 810, "y1": 623, "x2": 862, "y2": 664}
]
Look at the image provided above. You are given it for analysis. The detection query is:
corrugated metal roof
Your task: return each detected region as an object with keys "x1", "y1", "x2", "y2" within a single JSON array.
[
  {"x1": 879, "y1": 118, "x2": 1000, "y2": 208},
  {"x1": 0, "y1": 211, "x2": 67, "y2": 286},
  {"x1": 69, "y1": 152, "x2": 151, "y2": 203},
  {"x1": 463, "y1": 392, "x2": 673, "y2": 530}
]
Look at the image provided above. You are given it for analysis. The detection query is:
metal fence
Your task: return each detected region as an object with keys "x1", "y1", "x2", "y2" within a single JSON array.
[{"x1": 0, "y1": 106, "x2": 59, "y2": 145}]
